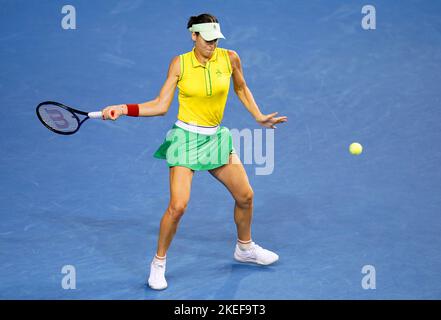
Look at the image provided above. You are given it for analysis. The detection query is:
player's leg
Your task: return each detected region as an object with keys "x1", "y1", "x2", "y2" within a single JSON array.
[
  {"x1": 156, "y1": 165, "x2": 194, "y2": 256},
  {"x1": 209, "y1": 153, "x2": 279, "y2": 265},
  {"x1": 148, "y1": 165, "x2": 194, "y2": 290},
  {"x1": 209, "y1": 153, "x2": 254, "y2": 242}
]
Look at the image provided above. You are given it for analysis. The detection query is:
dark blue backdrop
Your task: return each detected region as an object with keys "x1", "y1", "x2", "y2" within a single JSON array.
[{"x1": 1, "y1": 0, "x2": 440, "y2": 299}]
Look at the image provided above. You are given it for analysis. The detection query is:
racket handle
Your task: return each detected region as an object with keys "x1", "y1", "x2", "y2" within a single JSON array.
[{"x1": 88, "y1": 111, "x2": 103, "y2": 119}]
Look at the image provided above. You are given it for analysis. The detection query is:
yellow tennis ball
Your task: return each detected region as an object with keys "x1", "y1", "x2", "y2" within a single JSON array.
[{"x1": 349, "y1": 142, "x2": 363, "y2": 155}]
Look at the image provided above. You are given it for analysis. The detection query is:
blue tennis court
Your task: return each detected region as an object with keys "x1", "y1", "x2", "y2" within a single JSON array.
[{"x1": 1, "y1": 0, "x2": 441, "y2": 299}]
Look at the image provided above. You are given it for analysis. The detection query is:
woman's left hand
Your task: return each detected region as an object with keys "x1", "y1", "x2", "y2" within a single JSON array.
[{"x1": 256, "y1": 112, "x2": 288, "y2": 129}]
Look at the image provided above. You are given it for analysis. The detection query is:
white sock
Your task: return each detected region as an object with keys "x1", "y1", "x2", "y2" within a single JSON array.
[
  {"x1": 237, "y1": 239, "x2": 252, "y2": 251},
  {"x1": 153, "y1": 254, "x2": 166, "y2": 265}
]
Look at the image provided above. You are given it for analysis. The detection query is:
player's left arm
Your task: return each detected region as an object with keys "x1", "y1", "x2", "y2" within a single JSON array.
[{"x1": 228, "y1": 50, "x2": 287, "y2": 129}]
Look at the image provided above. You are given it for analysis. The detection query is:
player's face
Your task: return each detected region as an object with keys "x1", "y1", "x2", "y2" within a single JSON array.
[{"x1": 193, "y1": 33, "x2": 218, "y2": 58}]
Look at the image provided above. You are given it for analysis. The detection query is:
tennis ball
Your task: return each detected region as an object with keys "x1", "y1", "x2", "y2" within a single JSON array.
[{"x1": 349, "y1": 142, "x2": 363, "y2": 155}]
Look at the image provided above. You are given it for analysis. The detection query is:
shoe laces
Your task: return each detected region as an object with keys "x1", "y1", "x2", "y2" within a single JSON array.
[
  {"x1": 240, "y1": 242, "x2": 262, "y2": 256},
  {"x1": 250, "y1": 242, "x2": 263, "y2": 254}
]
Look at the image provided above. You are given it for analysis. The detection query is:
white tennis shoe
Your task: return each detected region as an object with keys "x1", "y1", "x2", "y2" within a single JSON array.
[
  {"x1": 234, "y1": 242, "x2": 279, "y2": 265},
  {"x1": 148, "y1": 259, "x2": 168, "y2": 290}
]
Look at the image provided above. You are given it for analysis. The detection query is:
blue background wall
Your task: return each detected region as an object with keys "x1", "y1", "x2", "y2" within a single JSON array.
[{"x1": 1, "y1": 0, "x2": 440, "y2": 299}]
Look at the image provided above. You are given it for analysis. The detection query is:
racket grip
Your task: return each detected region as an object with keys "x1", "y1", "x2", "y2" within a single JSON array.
[{"x1": 88, "y1": 111, "x2": 103, "y2": 119}]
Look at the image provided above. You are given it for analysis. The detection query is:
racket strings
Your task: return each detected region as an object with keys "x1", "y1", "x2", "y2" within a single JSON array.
[{"x1": 37, "y1": 105, "x2": 79, "y2": 133}]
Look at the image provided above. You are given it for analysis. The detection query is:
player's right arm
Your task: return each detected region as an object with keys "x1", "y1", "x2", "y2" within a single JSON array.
[{"x1": 102, "y1": 56, "x2": 180, "y2": 120}]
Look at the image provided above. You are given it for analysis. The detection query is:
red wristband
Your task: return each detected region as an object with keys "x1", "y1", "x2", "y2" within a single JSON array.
[{"x1": 126, "y1": 104, "x2": 139, "y2": 117}]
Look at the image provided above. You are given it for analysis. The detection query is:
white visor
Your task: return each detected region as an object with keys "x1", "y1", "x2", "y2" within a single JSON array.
[{"x1": 188, "y1": 22, "x2": 225, "y2": 41}]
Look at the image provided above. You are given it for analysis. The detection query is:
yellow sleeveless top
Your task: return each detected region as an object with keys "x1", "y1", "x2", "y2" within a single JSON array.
[{"x1": 177, "y1": 47, "x2": 232, "y2": 127}]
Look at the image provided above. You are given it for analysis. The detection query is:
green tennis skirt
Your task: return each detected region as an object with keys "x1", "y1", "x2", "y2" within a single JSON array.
[{"x1": 153, "y1": 124, "x2": 235, "y2": 171}]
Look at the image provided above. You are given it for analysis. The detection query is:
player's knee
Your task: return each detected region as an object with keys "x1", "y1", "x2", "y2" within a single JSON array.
[
  {"x1": 236, "y1": 188, "x2": 254, "y2": 209},
  {"x1": 167, "y1": 201, "x2": 188, "y2": 220}
]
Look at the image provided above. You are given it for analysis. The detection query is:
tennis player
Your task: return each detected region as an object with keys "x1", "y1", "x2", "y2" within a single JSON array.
[{"x1": 102, "y1": 13, "x2": 287, "y2": 290}]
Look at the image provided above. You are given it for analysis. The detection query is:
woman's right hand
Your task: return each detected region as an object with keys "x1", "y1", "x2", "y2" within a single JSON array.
[{"x1": 102, "y1": 104, "x2": 127, "y2": 121}]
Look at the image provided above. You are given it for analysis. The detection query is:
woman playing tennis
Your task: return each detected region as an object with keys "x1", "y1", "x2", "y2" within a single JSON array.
[{"x1": 102, "y1": 13, "x2": 287, "y2": 290}]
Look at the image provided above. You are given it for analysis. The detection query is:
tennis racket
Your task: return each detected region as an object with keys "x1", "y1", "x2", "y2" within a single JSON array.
[{"x1": 36, "y1": 101, "x2": 112, "y2": 135}]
